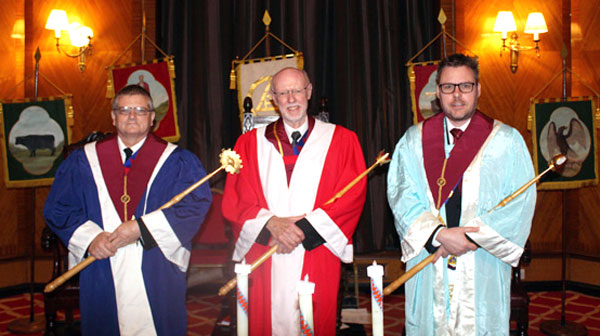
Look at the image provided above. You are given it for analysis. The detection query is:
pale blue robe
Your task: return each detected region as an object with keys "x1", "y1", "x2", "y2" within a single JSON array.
[{"x1": 387, "y1": 119, "x2": 536, "y2": 335}]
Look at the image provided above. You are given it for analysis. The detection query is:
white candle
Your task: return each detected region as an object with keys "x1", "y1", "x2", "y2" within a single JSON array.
[
  {"x1": 235, "y1": 260, "x2": 251, "y2": 336},
  {"x1": 368, "y1": 261, "x2": 384, "y2": 336},
  {"x1": 296, "y1": 274, "x2": 315, "y2": 335}
]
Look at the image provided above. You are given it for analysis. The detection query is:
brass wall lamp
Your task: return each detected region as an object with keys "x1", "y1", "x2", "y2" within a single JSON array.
[{"x1": 493, "y1": 11, "x2": 548, "y2": 73}]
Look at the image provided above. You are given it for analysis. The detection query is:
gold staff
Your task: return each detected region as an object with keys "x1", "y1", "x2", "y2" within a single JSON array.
[
  {"x1": 218, "y1": 151, "x2": 391, "y2": 296},
  {"x1": 382, "y1": 154, "x2": 566, "y2": 296},
  {"x1": 44, "y1": 149, "x2": 243, "y2": 293}
]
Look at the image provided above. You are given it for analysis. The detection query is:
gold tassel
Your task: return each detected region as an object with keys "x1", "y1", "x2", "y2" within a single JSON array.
[
  {"x1": 230, "y1": 67, "x2": 236, "y2": 90},
  {"x1": 297, "y1": 53, "x2": 304, "y2": 70},
  {"x1": 168, "y1": 57, "x2": 176, "y2": 79},
  {"x1": 106, "y1": 78, "x2": 114, "y2": 99}
]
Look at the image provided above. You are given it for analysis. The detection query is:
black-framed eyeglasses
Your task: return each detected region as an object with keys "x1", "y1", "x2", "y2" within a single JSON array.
[
  {"x1": 438, "y1": 82, "x2": 476, "y2": 94},
  {"x1": 271, "y1": 84, "x2": 310, "y2": 98},
  {"x1": 114, "y1": 106, "x2": 152, "y2": 116}
]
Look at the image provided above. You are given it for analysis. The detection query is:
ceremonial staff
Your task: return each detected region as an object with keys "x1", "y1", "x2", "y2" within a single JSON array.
[
  {"x1": 44, "y1": 149, "x2": 243, "y2": 293},
  {"x1": 382, "y1": 154, "x2": 567, "y2": 296},
  {"x1": 219, "y1": 151, "x2": 391, "y2": 296}
]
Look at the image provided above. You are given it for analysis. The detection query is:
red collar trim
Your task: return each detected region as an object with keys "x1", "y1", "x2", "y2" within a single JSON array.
[
  {"x1": 422, "y1": 111, "x2": 493, "y2": 208},
  {"x1": 97, "y1": 133, "x2": 168, "y2": 221}
]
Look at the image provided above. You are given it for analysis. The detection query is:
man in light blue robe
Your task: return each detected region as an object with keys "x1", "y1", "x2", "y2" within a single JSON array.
[
  {"x1": 44, "y1": 85, "x2": 211, "y2": 335},
  {"x1": 387, "y1": 54, "x2": 536, "y2": 335}
]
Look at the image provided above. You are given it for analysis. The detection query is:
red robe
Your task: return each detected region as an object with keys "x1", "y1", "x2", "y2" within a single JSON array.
[{"x1": 223, "y1": 118, "x2": 366, "y2": 336}]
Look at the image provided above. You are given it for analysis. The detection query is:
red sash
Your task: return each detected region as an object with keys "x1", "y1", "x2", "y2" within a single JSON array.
[
  {"x1": 422, "y1": 111, "x2": 493, "y2": 209},
  {"x1": 265, "y1": 116, "x2": 315, "y2": 184},
  {"x1": 96, "y1": 133, "x2": 168, "y2": 222}
]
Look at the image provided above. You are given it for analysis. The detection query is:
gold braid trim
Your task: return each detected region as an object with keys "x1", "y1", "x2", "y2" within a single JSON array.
[
  {"x1": 121, "y1": 176, "x2": 131, "y2": 222},
  {"x1": 273, "y1": 119, "x2": 284, "y2": 157},
  {"x1": 435, "y1": 158, "x2": 449, "y2": 211}
]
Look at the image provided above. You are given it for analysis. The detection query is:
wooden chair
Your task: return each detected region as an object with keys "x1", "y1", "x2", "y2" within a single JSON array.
[
  {"x1": 41, "y1": 227, "x2": 80, "y2": 336},
  {"x1": 510, "y1": 240, "x2": 532, "y2": 336}
]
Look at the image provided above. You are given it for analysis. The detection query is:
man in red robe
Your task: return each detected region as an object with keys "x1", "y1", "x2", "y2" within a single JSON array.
[{"x1": 223, "y1": 67, "x2": 366, "y2": 335}]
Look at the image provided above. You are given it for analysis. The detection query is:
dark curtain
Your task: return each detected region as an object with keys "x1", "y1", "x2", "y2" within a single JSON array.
[{"x1": 157, "y1": 0, "x2": 440, "y2": 253}]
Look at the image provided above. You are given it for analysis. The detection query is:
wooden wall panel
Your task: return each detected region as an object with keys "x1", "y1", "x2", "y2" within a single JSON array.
[
  {"x1": 0, "y1": 0, "x2": 28, "y2": 263},
  {"x1": 571, "y1": 0, "x2": 600, "y2": 259},
  {"x1": 0, "y1": 0, "x2": 155, "y2": 287},
  {"x1": 444, "y1": 0, "x2": 600, "y2": 284}
]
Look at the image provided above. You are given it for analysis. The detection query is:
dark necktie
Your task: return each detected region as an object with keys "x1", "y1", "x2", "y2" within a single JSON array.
[
  {"x1": 124, "y1": 148, "x2": 133, "y2": 166},
  {"x1": 291, "y1": 131, "x2": 301, "y2": 154},
  {"x1": 450, "y1": 128, "x2": 464, "y2": 144}
]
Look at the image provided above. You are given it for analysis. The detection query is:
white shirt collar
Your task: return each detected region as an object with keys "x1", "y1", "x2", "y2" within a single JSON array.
[
  {"x1": 117, "y1": 136, "x2": 146, "y2": 163},
  {"x1": 282, "y1": 119, "x2": 308, "y2": 143},
  {"x1": 445, "y1": 117, "x2": 471, "y2": 144}
]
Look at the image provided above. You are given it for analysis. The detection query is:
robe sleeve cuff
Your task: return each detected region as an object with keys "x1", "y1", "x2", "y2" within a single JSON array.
[
  {"x1": 255, "y1": 220, "x2": 271, "y2": 246},
  {"x1": 464, "y1": 217, "x2": 524, "y2": 267},
  {"x1": 296, "y1": 218, "x2": 326, "y2": 251},
  {"x1": 141, "y1": 210, "x2": 190, "y2": 272},
  {"x1": 68, "y1": 220, "x2": 103, "y2": 266},
  {"x1": 401, "y1": 211, "x2": 442, "y2": 262},
  {"x1": 424, "y1": 225, "x2": 444, "y2": 254},
  {"x1": 136, "y1": 217, "x2": 157, "y2": 250},
  {"x1": 304, "y1": 208, "x2": 352, "y2": 262},
  {"x1": 233, "y1": 208, "x2": 275, "y2": 261}
]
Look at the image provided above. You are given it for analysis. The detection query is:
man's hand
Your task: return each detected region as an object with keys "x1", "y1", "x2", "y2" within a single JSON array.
[
  {"x1": 266, "y1": 215, "x2": 305, "y2": 254},
  {"x1": 432, "y1": 245, "x2": 449, "y2": 263},
  {"x1": 435, "y1": 226, "x2": 479, "y2": 257},
  {"x1": 108, "y1": 220, "x2": 141, "y2": 249},
  {"x1": 89, "y1": 232, "x2": 117, "y2": 259}
]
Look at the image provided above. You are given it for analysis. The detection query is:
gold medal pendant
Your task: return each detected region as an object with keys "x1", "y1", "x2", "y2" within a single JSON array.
[{"x1": 121, "y1": 175, "x2": 130, "y2": 221}]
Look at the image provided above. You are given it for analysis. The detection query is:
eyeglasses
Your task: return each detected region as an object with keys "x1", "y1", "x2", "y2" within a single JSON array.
[
  {"x1": 438, "y1": 82, "x2": 476, "y2": 94},
  {"x1": 271, "y1": 84, "x2": 310, "y2": 98},
  {"x1": 114, "y1": 106, "x2": 152, "y2": 116}
]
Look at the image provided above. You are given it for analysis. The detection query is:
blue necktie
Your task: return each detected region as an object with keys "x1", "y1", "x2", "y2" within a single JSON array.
[
  {"x1": 291, "y1": 131, "x2": 302, "y2": 155},
  {"x1": 124, "y1": 148, "x2": 133, "y2": 167}
]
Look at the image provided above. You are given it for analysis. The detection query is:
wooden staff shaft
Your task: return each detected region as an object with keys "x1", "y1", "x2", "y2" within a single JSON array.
[
  {"x1": 218, "y1": 153, "x2": 388, "y2": 296},
  {"x1": 44, "y1": 165, "x2": 226, "y2": 293},
  {"x1": 383, "y1": 254, "x2": 435, "y2": 296}
]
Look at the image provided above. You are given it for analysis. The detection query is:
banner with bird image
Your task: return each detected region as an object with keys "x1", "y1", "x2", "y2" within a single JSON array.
[{"x1": 530, "y1": 97, "x2": 598, "y2": 190}]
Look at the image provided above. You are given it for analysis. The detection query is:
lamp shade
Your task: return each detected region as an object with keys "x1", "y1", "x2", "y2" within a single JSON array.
[
  {"x1": 11, "y1": 19, "x2": 24, "y2": 39},
  {"x1": 45, "y1": 9, "x2": 69, "y2": 31},
  {"x1": 524, "y1": 12, "x2": 548, "y2": 41},
  {"x1": 68, "y1": 23, "x2": 93, "y2": 48},
  {"x1": 493, "y1": 11, "x2": 517, "y2": 38}
]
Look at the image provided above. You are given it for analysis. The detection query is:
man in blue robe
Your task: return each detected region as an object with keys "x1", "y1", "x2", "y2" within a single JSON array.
[
  {"x1": 387, "y1": 54, "x2": 536, "y2": 335},
  {"x1": 44, "y1": 85, "x2": 211, "y2": 335}
]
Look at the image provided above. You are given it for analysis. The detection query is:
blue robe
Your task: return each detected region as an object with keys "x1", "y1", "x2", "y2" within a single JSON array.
[
  {"x1": 387, "y1": 119, "x2": 536, "y2": 335},
  {"x1": 44, "y1": 135, "x2": 211, "y2": 336}
]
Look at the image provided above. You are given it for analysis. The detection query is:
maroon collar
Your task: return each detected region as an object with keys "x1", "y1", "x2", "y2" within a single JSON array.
[
  {"x1": 96, "y1": 133, "x2": 167, "y2": 221},
  {"x1": 422, "y1": 111, "x2": 493, "y2": 209},
  {"x1": 265, "y1": 116, "x2": 315, "y2": 184}
]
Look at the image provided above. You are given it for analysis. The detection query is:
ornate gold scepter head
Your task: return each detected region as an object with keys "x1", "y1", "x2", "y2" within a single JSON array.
[
  {"x1": 218, "y1": 150, "x2": 391, "y2": 296},
  {"x1": 44, "y1": 149, "x2": 242, "y2": 293},
  {"x1": 382, "y1": 153, "x2": 567, "y2": 296}
]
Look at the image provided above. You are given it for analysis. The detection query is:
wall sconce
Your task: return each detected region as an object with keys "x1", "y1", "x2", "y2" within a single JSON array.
[
  {"x1": 493, "y1": 11, "x2": 548, "y2": 73},
  {"x1": 45, "y1": 9, "x2": 93, "y2": 72}
]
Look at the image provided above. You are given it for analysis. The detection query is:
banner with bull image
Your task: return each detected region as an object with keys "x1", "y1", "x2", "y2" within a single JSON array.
[{"x1": 0, "y1": 96, "x2": 73, "y2": 188}]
